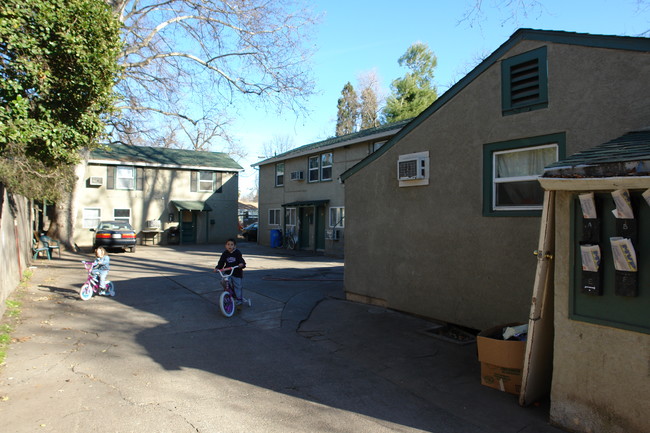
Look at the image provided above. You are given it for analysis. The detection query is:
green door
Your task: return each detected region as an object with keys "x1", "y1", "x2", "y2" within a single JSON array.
[
  {"x1": 315, "y1": 205, "x2": 325, "y2": 250},
  {"x1": 181, "y1": 211, "x2": 197, "y2": 244}
]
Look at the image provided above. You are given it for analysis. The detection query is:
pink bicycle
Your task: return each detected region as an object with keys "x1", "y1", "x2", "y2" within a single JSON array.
[
  {"x1": 215, "y1": 266, "x2": 251, "y2": 317},
  {"x1": 79, "y1": 261, "x2": 115, "y2": 300}
]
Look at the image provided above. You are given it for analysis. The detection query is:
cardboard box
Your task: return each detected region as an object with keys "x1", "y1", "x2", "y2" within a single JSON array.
[{"x1": 477, "y1": 323, "x2": 527, "y2": 395}]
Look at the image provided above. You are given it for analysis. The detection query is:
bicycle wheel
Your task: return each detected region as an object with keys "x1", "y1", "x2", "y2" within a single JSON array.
[
  {"x1": 219, "y1": 291, "x2": 236, "y2": 317},
  {"x1": 80, "y1": 283, "x2": 93, "y2": 301},
  {"x1": 287, "y1": 236, "x2": 296, "y2": 250}
]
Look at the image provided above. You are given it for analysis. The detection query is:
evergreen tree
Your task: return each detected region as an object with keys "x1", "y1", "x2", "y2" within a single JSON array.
[
  {"x1": 335, "y1": 82, "x2": 360, "y2": 136},
  {"x1": 383, "y1": 42, "x2": 438, "y2": 123}
]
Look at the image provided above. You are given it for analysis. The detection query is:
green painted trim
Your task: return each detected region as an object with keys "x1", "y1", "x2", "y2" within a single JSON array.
[
  {"x1": 482, "y1": 132, "x2": 566, "y2": 217},
  {"x1": 341, "y1": 29, "x2": 650, "y2": 183}
]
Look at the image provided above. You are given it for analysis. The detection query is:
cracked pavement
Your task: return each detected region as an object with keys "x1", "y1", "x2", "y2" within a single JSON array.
[{"x1": 0, "y1": 243, "x2": 565, "y2": 433}]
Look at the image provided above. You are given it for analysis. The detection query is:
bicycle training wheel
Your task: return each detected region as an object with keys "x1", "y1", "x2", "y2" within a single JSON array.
[
  {"x1": 106, "y1": 281, "x2": 115, "y2": 297},
  {"x1": 219, "y1": 291, "x2": 236, "y2": 317},
  {"x1": 80, "y1": 283, "x2": 93, "y2": 301}
]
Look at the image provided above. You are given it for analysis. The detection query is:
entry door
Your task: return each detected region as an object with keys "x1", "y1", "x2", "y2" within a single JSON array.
[
  {"x1": 315, "y1": 205, "x2": 326, "y2": 250},
  {"x1": 299, "y1": 207, "x2": 313, "y2": 249},
  {"x1": 181, "y1": 211, "x2": 197, "y2": 244}
]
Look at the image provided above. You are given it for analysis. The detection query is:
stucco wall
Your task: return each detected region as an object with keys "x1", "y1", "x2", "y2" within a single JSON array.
[
  {"x1": 549, "y1": 190, "x2": 650, "y2": 433},
  {"x1": 74, "y1": 164, "x2": 239, "y2": 246},
  {"x1": 258, "y1": 141, "x2": 370, "y2": 255},
  {"x1": 344, "y1": 40, "x2": 650, "y2": 330}
]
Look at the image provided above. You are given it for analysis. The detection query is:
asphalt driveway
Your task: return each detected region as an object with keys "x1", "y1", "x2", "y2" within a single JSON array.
[{"x1": 0, "y1": 242, "x2": 564, "y2": 433}]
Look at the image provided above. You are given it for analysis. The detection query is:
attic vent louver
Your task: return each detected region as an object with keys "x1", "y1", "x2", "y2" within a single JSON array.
[{"x1": 509, "y1": 58, "x2": 540, "y2": 107}]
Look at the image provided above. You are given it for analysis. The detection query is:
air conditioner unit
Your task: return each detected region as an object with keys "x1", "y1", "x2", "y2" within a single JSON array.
[
  {"x1": 290, "y1": 171, "x2": 305, "y2": 181},
  {"x1": 89, "y1": 176, "x2": 104, "y2": 186},
  {"x1": 397, "y1": 157, "x2": 427, "y2": 181},
  {"x1": 332, "y1": 229, "x2": 341, "y2": 240}
]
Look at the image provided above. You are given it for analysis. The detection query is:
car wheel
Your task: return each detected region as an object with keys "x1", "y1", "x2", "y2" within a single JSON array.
[{"x1": 129, "y1": 244, "x2": 136, "y2": 253}]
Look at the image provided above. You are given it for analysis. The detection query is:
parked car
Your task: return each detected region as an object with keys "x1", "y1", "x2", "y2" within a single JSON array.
[
  {"x1": 91, "y1": 221, "x2": 137, "y2": 252},
  {"x1": 241, "y1": 222, "x2": 258, "y2": 242}
]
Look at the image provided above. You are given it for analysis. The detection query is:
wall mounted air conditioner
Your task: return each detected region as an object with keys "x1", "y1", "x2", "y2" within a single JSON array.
[
  {"x1": 397, "y1": 151, "x2": 430, "y2": 187},
  {"x1": 332, "y1": 229, "x2": 341, "y2": 240},
  {"x1": 89, "y1": 176, "x2": 104, "y2": 186},
  {"x1": 397, "y1": 157, "x2": 426, "y2": 180},
  {"x1": 290, "y1": 171, "x2": 305, "y2": 181}
]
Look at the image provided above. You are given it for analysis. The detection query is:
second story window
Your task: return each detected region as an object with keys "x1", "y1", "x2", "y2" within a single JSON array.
[
  {"x1": 191, "y1": 171, "x2": 223, "y2": 193},
  {"x1": 275, "y1": 163, "x2": 284, "y2": 187},
  {"x1": 308, "y1": 156, "x2": 320, "y2": 182},
  {"x1": 107, "y1": 166, "x2": 143, "y2": 190},
  {"x1": 321, "y1": 153, "x2": 333, "y2": 181}
]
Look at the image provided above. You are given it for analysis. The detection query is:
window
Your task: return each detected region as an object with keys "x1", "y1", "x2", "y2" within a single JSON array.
[
  {"x1": 116, "y1": 166, "x2": 135, "y2": 190},
  {"x1": 329, "y1": 207, "x2": 345, "y2": 228},
  {"x1": 483, "y1": 133, "x2": 565, "y2": 216},
  {"x1": 501, "y1": 46, "x2": 548, "y2": 115},
  {"x1": 190, "y1": 171, "x2": 222, "y2": 193},
  {"x1": 276, "y1": 163, "x2": 284, "y2": 187},
  {"x1": 269, "y1": 208, "x2": 281, "y2": 225},
  {"x1": 308, "y1": 156, "x2": 319, "y2": 182},
  {"x1": 107, "y1": 166, "x2": 144, "y2": 190},
  {"x1": 285, "y1": 208, "x2": 296, "y2": 226},
  {"x1": 114, "y1": 208, "x2": 131, "y2": 223},
  {"x1": 83, "y1": 208, "x2": 101, "y2": 228},
  {"x1": 321, "y1": 153, "x2": 333, "y2": 181},
  {"x1": 198, "y1": 171, "x2": 215, "y2": 192}
]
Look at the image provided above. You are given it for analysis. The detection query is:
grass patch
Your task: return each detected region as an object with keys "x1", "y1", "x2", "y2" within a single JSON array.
[{"x1": 0, "y1": 269, "x2": 31, "y2": 366}]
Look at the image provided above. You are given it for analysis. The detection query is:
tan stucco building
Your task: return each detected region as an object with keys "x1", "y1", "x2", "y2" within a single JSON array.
[
  {"x1": 254, "y1": 120, "x2": 409, "y2": 256},
  {"x1": 74, "y1": 144, "x2": 242, "y2": 247},
  {"x1": 341, "y1": 29, "x2": 650, "y2": 332}
]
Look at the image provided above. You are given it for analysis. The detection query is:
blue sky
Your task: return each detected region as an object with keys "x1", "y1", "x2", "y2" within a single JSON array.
[{"x1": 235, "y1": 0, "x2": 649, "y2": 195}]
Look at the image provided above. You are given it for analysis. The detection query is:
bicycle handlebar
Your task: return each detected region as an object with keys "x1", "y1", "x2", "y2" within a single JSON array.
[{"x1": 215, "y1": 265, "x2": 239, "y2": 277}]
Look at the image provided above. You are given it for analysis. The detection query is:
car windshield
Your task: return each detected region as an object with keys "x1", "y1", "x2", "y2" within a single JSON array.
[{"x1": 98, "y1": 221, "x2": 133, "y2": 230}]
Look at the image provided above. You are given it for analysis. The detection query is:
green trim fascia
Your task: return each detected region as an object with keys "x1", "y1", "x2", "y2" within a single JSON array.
[
  {"x1": 341, "y1": 29, "x2": 650, "y2": 183},
  {"x1": 482, "y1": 132, "x2": 566, "y2": 217}
]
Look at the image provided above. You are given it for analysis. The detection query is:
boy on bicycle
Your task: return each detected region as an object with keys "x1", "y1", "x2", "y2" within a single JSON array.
[{"x1": 214, "y1": 238, "x2": 246, "y2": 302}]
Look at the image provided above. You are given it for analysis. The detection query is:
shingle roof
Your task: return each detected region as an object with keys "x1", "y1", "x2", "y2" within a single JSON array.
[
  {"x1": 254, "y1": 118, "x2": 412, "y2": 166},
  {"x1": 543, "y1": 128, "x2": 650, "y2": 178},
  {"x1": 89, "y1": 144, "x2": 243, "y2": 171}
]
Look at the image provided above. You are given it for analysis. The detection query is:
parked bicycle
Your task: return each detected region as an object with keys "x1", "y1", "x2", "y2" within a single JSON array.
[
  {"x1": 283, "y1": 227, "x2": 297, "y2": 250},
  {"x1": 79, "y1": 261, "x2": 115, "y2": 300},
  {"x1": 215, "y1": 265, "x2": 251, "y2": 317}
]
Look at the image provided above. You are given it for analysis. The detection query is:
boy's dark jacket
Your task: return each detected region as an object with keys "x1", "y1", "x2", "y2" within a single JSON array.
[{"x1": 216, "y1": 249, "x2": 246, "y2": 278}]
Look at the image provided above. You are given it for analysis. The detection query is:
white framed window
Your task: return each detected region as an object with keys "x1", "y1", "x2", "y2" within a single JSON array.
[
  {"x1": 114, "y1": 208, "x2": 131, "y2": 223},
  {"x1": 269, "y1": 208, "x2": 281, "y2": 226},
  {"x1": 83, "y1": 208, "x2": 101, "y2": 228},
  {"x1": 116, "y1": 166, "x2": 135, "y2": 190},
  {"x1": 329, "y1": 207, "x2": 345, "y2": 228},
  {"x1": 308, "y1": 156, "x2": 320, "y2": 182},
  {"x1": 275, "y1": 163, "x2": 284, "y2": 187},
  {"x1": 285, "y1": 208, "x2": 296, "y2": 226},
  {"x1": 198, "y1": 171, "x2": 215, "y2": 192},
  {"x1": 321, "y1": 153, "x2": 333, "y2": 181},
  {"x1": 492, "y1": 144, "x2": 558, "y2": 211}
]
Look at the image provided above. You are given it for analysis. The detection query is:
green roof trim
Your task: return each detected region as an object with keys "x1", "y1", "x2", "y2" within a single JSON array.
[
  {"x1": 172, "y1": 200, "x2": 213, "y2": 211},
  {"x1": 340, "y1": 29, "x2": 650, "y2": 183},
  {"x1": 90, "y1": 144, "x2": 243, "y2": 171},
  {"x1": 254, "y1": 118, "x2": 413, "y2": 167}
]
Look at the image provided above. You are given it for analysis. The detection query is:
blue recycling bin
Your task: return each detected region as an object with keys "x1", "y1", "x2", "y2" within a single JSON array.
[{"x1": 270, "y1": 229, "x2": 282, "y2": 248}]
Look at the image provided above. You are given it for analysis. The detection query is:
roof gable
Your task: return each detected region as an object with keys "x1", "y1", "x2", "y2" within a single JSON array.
[
  {"x1": 89, "y1": 144, "x2": 243, "y2": 171},
  {"x1": 341, "y1": 29, "x2": 650, "y2": 182}
]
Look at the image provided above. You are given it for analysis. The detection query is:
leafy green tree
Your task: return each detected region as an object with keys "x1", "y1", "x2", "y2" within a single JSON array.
[
  {"x1": 383, "y1": 42, "x2": 438, "y2": 123},
  {"x1": 336, "y1": 82, "x2": 360, "y2": 136},
  {"x1": 0, "y1": 0, "x2": 122, "y2": 201}
]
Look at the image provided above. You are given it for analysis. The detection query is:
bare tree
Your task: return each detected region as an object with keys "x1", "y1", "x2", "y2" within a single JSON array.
[
  {"x1": 358, "y1": 70, "x2": 382, "y2": 130},
  {"x1": 262, "y1": 134, "x2": 296, "y2": 158},
  {"x1": 107, "y1": 0, "x2": 319, "y2": 151}
]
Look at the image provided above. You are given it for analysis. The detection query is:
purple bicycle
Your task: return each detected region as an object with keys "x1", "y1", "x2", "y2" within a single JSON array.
[
  {"x1": 79, "y1": 261, "x2": 114, "y2": 300},
  {"x1": 215, "y1": 266, "x2": 251, "y2": 317}
]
